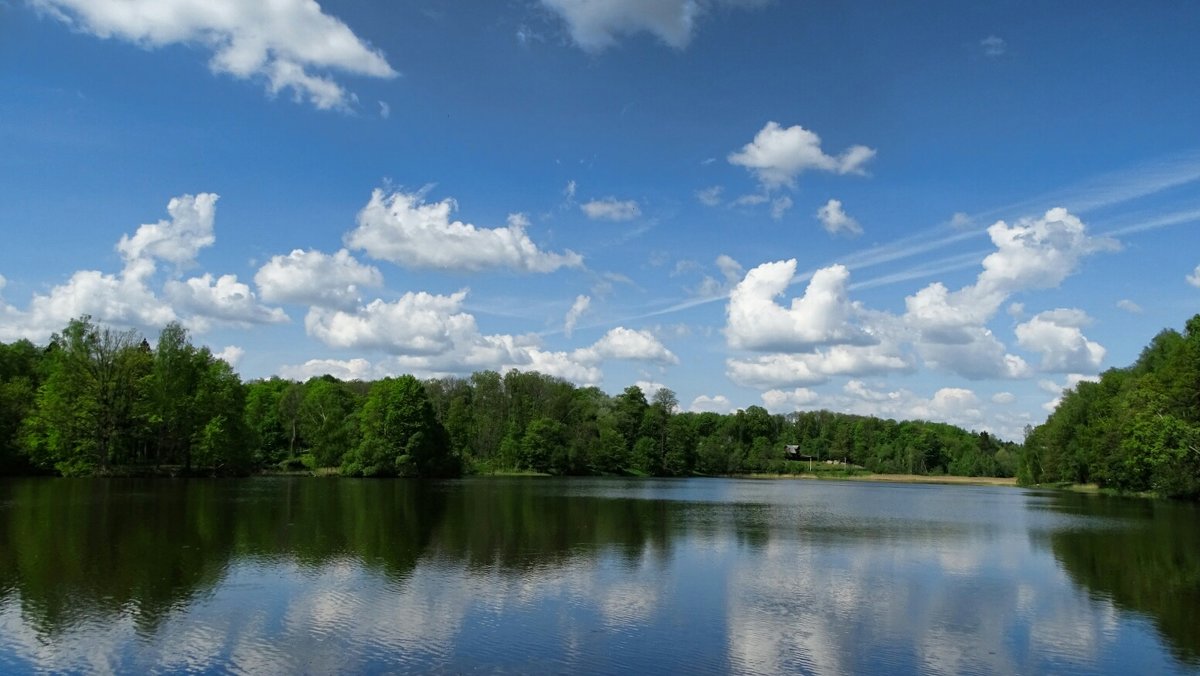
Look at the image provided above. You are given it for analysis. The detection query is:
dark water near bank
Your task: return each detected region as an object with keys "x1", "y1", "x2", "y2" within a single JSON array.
[{"x1": 0, "y1": 478, "x2": 1196, "y2": 674}]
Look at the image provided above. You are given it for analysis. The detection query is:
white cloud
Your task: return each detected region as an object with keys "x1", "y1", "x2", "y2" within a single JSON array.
[
  {"x1": 726, "y1": 261, "x2": 873, "y2": 352},
  {"x1": 906, "y1": 208, "x2": 1116, "y2": 342},
  {"x1": 1015, "y1": 309, "x2": 1106, "y2": 373},
  {"x1": 726, "y1": 354, "x2": 826, "y2": 389},
  {"x1": 564, "y1": 294, "x2": 590, "y2": 337},
  {"x1": 116, "y1": 192, "x2": 217, "y2": 267},
  {"x1": 345, "y1": 189, "x2": 583, "y2": 273},
  {"x1": 917, "y1": 327, "x2": 1032, "y2": 380},
  {"x1": 305, "y1": 289, "x2": 474, "y2": 354},
  {"x1": 300, "y1": 285, "x2": 671, "y2": 384},
  {"x1": 697, "y1": 185, "x2": 723, "y2": 206},
  {"x1": 33, "y1": 0, "x2": 396, "y2": 110},
  {"x1": 815, "y1": 198, "x2": 863, "y2": 236},
  {"x1": 991, "y1": 391, "x2": 1016, "y2": 405},
  {"x1": 214, "y1": 345, "x2": 245, "y2": 367},
  {"x1": 981, "y1": 35, "x2": 1007, "y2": 57},
  {"x1": 770, "y1": 196, "x2": 793, "y2": 220},
  {"x1": 254, "y1": 248, "x2": 382, "y2": 310},
  {"x1": 165, "y1": 273, "x2": 288, "y2": 327},
  {"x1": 579, "y1": 327, "x2": 678, "y2": 364},
  {"x1": 949, "y1": 212, "x2": 972, "y2": 229},
  {"x1": 0, "y1": 266, "x2": 176, "y2": 342},
  {"x1": 525, "y1": 350, "x2": 605, "y2": 384},
  {"x1": 0, "y1": 193, "x2": 272, "y2": 340},
  {"x1": 760, "y1": 388, "x2": 819, "y2": 413},
  {"x1": 726, "y1": 342, "x2": 912, "y2": 389},
  {"x1": 1116, "y1": 299, "x2": 1142, "y2": 314},
  {"x1": 978, "y1": 208, "x2": 1118, "y2": 297},
  {"x1": 378, "y1": 101, "x2": 390, "y2": 119},
  {"x1": 278, "y1": 357, "x2": 377, "y2": 381},
  {"x1": 538, "y1": 0, "x2": 766, "y2": 52},
  {"x1": 840, "y1": 381, "x2": 987, "y2": 432},
  {"x1": 728, "y1": 122, "x2": 876, "y2": 190},
  {"x1": 903, "y1": 208, "x2": 1115, "y2": 380},
  {"x1": 1187, "y1": 264, "x2": 1200, "y2": 288},
  {"x1": 581, "y1": 197, "x2": 641, "y2": 221},
  {"x1": 690, "y1": 394, "x2": 735, "y2": 414}
]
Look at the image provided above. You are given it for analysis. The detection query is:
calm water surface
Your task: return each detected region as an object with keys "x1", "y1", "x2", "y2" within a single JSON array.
[{"x1": 0, "y1": 477, "x2": 1196, "y2": 674}]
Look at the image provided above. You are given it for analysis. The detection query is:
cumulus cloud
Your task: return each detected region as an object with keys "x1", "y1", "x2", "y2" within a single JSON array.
[
  {"x1": 345, "y1": 190, "x2": 583, "y2": 273},
  {"x1": 978, "y1": 208, "x2": 1119, "y2": 297},
  {"x1": 727, "y1": 343, "x2": 912, "y2": 389},
  {"x1": 32, "y1": 0, "x2": 396, "y2": 110},
  {"x1": 563, "y1": 294, "x2": 591, "y2": 337},
  {"x1": 165, "y1": 273, "x2": 288, "y2": 328},
  {"x1": 728, "y1": 122, "x2": 876, "y2": 190},
  {"x1": 539, "y1": 0, "x2": 767, "y2": 52},
  {"x1": 0, "y1": 266, "x2": 176, "y2": 342},
  {"x1": 305, "y1": 290, "x2": 474, "y2": 355},
  {"x1": 815, "y1": 199, "x2": 863, "y2": 236},
  {"x1": 298, "y1": 285, "x2": 672, "y2": 384},
  {"x1": 690, "y1": 394, "x2": 735, "y2": 414},
  {"x1": 213, "y1": 345, "x2": 245, "y2": 367},
  {"x1": 991, "y1": 392, "x2": 1015, "y2": 405},
  {"x1": 726, "y1": 354, "x2": 826, "y2": 389},
  {"x1": 1187, "y1": 264, "x2": 1200, "y2": 288},
  {"x1": 278, "y1": 357, "x2": 377, "y2": 381},
  {"x1": 255, "y1": 248, "x2": 382, "y2": 310},
  {"x1": 726, "y1": 261, "x2": 873, "y2": 352},
  {"x1": 916, "y1": 327, "x2": 1031, "y2": 380},
  {"x1": 580, "y1": 326, "x2": 678, "y2": 364},
  {"x1": 904, "y1": 208, "x2": 1115, "y2": 380},
  {"x1": 907, "y1": 208, "x2": 1116, "y2": 339},
  {"x1": 760, "y1": 388, "x2": 819, "y2": 413},
  {"x1": 1014, "y1": 308, "x2": 1106, "y2": 373},
  {"x1": 841, "y1": 381, "x2": 987, "y2": 433},
  {"x1": 581, "y1": 197, "x2": 641, "y2": 221},
  {"x1": 0, "y1": 193, "x2": 244, "y2": 341},
  {"x1": 116, "y1": 192, "x2": 217, "y2": 267}
]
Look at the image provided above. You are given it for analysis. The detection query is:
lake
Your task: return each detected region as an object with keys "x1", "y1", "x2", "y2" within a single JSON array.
[{"x1": 0, "y1": 477, "x2": 1196, "y2": 674}]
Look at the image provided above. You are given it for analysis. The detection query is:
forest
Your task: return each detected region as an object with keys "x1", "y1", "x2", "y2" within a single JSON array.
[
  {"x1": 1019, "y1": 314, "x2": 1200, "y2": 498},
  {"x1": 0, "y1": 317, "x2": 1018, "y2": 479}
]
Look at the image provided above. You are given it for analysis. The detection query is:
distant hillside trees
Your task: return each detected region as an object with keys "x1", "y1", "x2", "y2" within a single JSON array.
[{"x1": 0, "y1": 317, "x2": 1018, "y2": 480}]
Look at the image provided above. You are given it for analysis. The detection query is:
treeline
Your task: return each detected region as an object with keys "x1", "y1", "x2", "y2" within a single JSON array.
[
  {"x1": 0, "y1": 317, "x2": 1016, "y2": 478},
  {"x1": 1020, "y1": 314, "x2": 1200, "y2": 498}
]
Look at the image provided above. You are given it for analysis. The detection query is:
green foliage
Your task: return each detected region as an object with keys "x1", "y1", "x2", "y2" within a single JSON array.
[
  {"x1": 1021, "y1": 313, "x2": 1200, "y2": 498},
  {"x1": 343, "y1": 375, "x2": 457, "y2": 478},
  {"x1": 299, "y1": 376, "x2": 359, "y2": 468},
  {"x1": 0, "y1": 318, "x2": 1024, "y2": 481}
]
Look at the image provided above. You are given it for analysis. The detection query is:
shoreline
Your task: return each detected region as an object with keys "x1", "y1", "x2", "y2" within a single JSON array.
[{"x1": 740, "y1": 472, "x2": 1018, "y2": 487}]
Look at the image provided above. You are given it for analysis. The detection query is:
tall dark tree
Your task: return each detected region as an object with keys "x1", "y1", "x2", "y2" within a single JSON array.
[{"x1": 344, "y1": 375, "x2": 458, "y2": 477}]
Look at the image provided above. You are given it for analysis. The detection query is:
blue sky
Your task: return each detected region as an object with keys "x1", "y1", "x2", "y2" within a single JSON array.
[{"x1": 1, "y1": 0, "x2": 1198, "y2": 439}]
